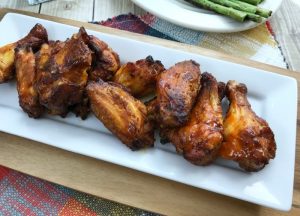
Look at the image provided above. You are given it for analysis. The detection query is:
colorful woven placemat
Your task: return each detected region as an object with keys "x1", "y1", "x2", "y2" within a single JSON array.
[
  {"x1": 0, "y1": 13, "x2": 287, "y2": 216},
  {"x1": 96, "y1": 13, "x2": 287, "y2": 68}
]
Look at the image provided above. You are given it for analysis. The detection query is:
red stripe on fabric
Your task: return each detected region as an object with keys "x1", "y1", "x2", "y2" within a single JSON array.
[
  {"x1": 7, "y1": 174, "x2": 50, "y2": 210},
  {"x1": 10, "y1": 199, "x2": 37, "y2": 216},
  {"x1": 7, "y1": 172, "x2": 69, "y2": 211},
  {"x1": 0, "y1": 165, "x2": 10, "y2": 180},
  {"x1": 100, "y1": 14, "x2": 149, "y2": 34},
  {"x1": 24, "y1": 183, "x2": 60, "y2": 210},
  {"x1": 266, "y1": 21, "x2": 274, "y2": 35}
]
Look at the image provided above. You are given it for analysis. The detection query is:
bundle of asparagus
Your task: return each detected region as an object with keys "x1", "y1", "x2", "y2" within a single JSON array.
[{"x1": 185, "y1": 0, "x2": 272, "y2": 22}]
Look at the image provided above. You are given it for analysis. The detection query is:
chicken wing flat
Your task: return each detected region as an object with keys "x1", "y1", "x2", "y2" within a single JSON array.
[
  {"x1": 87, "y1": 80, "x2": 154, "y2": 150},
  {"x1": 86, "y1": 33, "x2": 120, "y2": 81},
  {"x1": 113, "y1": 56, "x2": 165, "y2": 97},
  {"x1": 0, "y1": 24, "x2": 48, "y2": 83},
  {"x1": 162, "y1": 73, "x2": 224, "y2": 165},
  {"x1": 219, "y1": 80, "x2": 276, "y2": 172},
  {"x1": 157, "y1": 60, "x2": 201, "y2": 128},
  {"x1": 36, "y1": 32, "x2": 92, "y2": 116},
  {"x1": 15, "y1": 47, "x2": 44, "y2": 118}
]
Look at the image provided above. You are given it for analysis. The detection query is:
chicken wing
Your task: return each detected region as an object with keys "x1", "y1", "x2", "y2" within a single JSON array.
[
  {"x1": 36, "y1": 32, "x2": 92, "y2": 116},
  {"x1": 15, "y1": 47, "x2": 44, "y2": 118},
  {"x1": 145, "y1": 97, "x2": 160, "y2": 128},
  {"x1": 86, "y1": 33, "x2": 120, "y2": 81},
  {"x1": 161, "y1": 73, "x2": 224, "y2": 165},
  {"x1": 219, "y1": 80, "x2": 276, "y2": 172},
  {"x1": 0, "y1": 43, "x2": 15, "y2": 83},
  {"x1": 0, "y1": 24, "x2": 48, "y2": 83},
  {"x1": 113, "y1": 56, "x2": 165, "y2": 97},
  {"x1": 157, "y1": 60, "x2": 201, "y2": 128},
  {"x1": 87, "y1": 80, "x2": 154, "y2": 150},
  {"x1": 70, "y1": 91, "x2": 90, "y2": 120}
]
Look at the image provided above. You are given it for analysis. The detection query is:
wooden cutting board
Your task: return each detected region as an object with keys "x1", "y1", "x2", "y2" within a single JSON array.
[{"x1": 0, "y1": 8, "x2": 299, "y2": 216}]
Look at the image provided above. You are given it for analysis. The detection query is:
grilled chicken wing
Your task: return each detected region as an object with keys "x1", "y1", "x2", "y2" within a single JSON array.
[
  {"x1": 86, "y1": 33, "x2": 120, "y2": 81},
  {"x1": 15, "y1": 47, "x2": 44, "y2": 118},
  {"x1": 113, "y1": 56, "x2": 165, "y2": 97},
  {"x1": 145, "y1": 97, "x2": 160, "y2": 128},
  {"x1": 157, "y1": 60, "x2": 201, "y2": 128},
  {"x1": 219, "y1": 81, "x2": 276, "y2": 172},
  {"x1": 0, "y1": 24, "x2": 48, "y2": 83},
  {"x1": 162, "y1": 73, "x2": 224, "y2": 165},
  {"x1": 87, "y1": 80, "x2": 154, "y2": 150},
  {"x1": 0, "y1": 43, "x2": 15, "y2": 83},
  {"x1": 36, "y1": 32, "x2": 92, "y2": 116}
]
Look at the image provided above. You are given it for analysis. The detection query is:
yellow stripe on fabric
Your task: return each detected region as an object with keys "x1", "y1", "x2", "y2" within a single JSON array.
[{"x1": 199, "y1": 24, "x2": 276, "y2": 59}]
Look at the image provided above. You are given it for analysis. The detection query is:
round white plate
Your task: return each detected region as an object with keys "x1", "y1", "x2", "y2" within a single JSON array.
[{"x1": 131, "y1": 0, "x2": 283, "y2": 32}]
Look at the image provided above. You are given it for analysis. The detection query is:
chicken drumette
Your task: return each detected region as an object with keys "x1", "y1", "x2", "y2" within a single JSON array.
[
  {"x1": 113, "y1": 56, "x2": 165, "y2": 97},
  {"x1": 161, "y1": 73, "x2": 224, "y2": 165},
  {"x1": 87, "y1": 80, "x2": 154, "y2": 150},
  {"x1": 0, "y1": 23, "x2": 48, "y2": 83},
  {"x1": 219, "y1": 80, "x2": 276, "y2": 172},
  {"x1": 157, "y1": 60, "x2": 201, "y2": 128}
]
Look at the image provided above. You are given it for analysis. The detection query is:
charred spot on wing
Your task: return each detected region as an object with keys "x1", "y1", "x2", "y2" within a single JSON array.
[{"x1": 146, "y1": 55, "x2": 154, "y2": 63}]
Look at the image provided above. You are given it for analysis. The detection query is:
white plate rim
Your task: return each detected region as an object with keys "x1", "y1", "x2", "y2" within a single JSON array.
[{"x1": 131, "y1": 0, "x2": 283, "y2": 33}]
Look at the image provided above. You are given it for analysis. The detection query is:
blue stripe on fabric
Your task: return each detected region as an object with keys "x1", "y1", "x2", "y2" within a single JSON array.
[
  {"x1": 144, "y1": 27, "x2": 177, "y2": 41},
  {"x1": 0, "y1": 177, "x2": 42, "y2": 216},
  {"x1": 0, "y1": 171, "x2": 69, "y2": 215},
  {"x1": 150, "y1": 18, "x2": 205, "y2": 45}
]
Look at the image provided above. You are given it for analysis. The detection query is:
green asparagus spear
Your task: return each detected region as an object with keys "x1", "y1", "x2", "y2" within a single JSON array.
[
  {"x1": 239, "y1": 0, "x2": 260, "y2": 5},
  {"x1": 229, "y1": 0, "x2": 272, "y2": 18},
  {"x1": 246, "y1": 12, "x2": 263, "y2": 22},
  {"x1": 185, "y1": 0, "x2": 247, "y2": 22},
  {"x1": 186, "y1": 0, "x2": 264, "y2": 22},
  {"x1": 209, "y1": 0, "x2": 257, "y2": 13},
  {"x1": 256, "y1": 7, "x2": 272, "y2": 18}
]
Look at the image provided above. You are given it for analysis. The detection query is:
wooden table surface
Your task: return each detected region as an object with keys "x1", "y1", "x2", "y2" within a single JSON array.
[{"x1": 0, "y1": 1, "x2": 299, "y2": 215}]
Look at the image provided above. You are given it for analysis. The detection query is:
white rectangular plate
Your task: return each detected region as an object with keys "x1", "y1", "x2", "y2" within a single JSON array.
[{"x1": 0, "y1": 13, "x2": 297, "y2": 211}]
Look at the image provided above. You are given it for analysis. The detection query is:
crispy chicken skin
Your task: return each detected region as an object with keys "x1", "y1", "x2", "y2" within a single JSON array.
[
  {"x1": 145, "y1": 97, "x2": 160, "y2": 127},
  {"x1": 162, "y1": 73, "x2": 224, "y2": 165},
  {"x1": 0, "y1": 23, "x2": 48, "y2": 83},
  {"x1": 149, "y1": 81, "x2": 226, "y2": 129},
  {"x1": 17, "y1": 23, "x2": 48, "y2": 52},
  {"x1": 157, "y1": 60, "x2": 201, "y2": 128},
  {"x1": 15, "y1": 47, "x2": 44, "y2": 118},
  {"x1": 0, "y1": 43, "x2": 15, "y2": 83},
  {"x1": 113, "y1": 56, "x2": 165, "y2": 97},
  {"x1": 219, "y1": 81, "x2": 276, "y2": 172},
  {"x1": 36, "y1": 32, "x2": 92, "y2": 116},
  {"x1": 87, "y1": 80, "x2": 154, "y2": 150},
  {"x1": 70, "y1": 91, "x2": 90, "y2": 120},
  {"x1": 86, "y1": 33, "x2": 120, "y2": 81}
]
